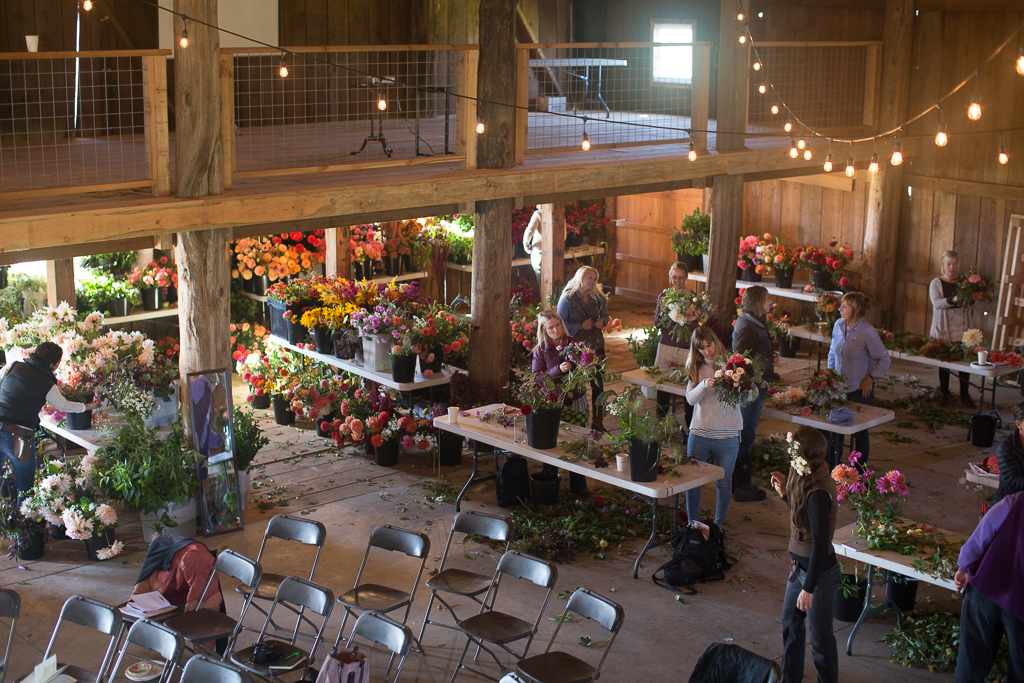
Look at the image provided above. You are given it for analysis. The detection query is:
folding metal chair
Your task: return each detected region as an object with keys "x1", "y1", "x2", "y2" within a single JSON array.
[
  {"x1": 180, "y1": 655, "x2": 253, "y2": 683},
  {"x1": 163, "y1": 549, "x2": 262, "y2": 659},
  {"x1": 0, "y1": 589, "x2": 19, "y2": 683},
  {"x1": 348, "y1": 611, "x2": 414, "y2": 683},
  {"x1": 418, "y1": 511, "x2": 513, "y2": 643},
  {"x1": 515, "y1": 588, "x2": 625, "y2": 683},
  {"x1": 449, "y1": 550, "x2": 557, "y2": 683},
  {"x1": 106, "y1": 618, "x2": 185, "y2": 683},
  {"x1": 31, "y1": 595, "x2": 123, "y2": 683},
  {"x1": 230, "y1": 576, "x2": 334, "y2": 682},
  {"x1": 237, "y1": 514, "x2": 327, "y2": 639},
  {"x1": 333, "y1": 525, "x2": 430, "y2": 651}
]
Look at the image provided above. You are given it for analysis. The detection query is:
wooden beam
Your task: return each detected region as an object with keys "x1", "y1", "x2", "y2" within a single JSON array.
[
  {"x1": 93, "y1": 0, "x2": 137, "y2": 49},
  {"x1": 539, "y1": 203, "x2": 565, "y2": 310},
  {"x1": 514, "y1": 48, "x2": 529, "y2": 166},
  {"x1": 691, "y1": 43, "x2": 711, "y2": 154},
  {"x1": 45, "y1": 259, "x2": 75, "y2": 307},
  {"x1": 324, "y1": 227, "x2": 351, "y2": 278},
  {"x1": 716, "y1": 2, "x2": 750, "y2": 152},
  {"x1": 905, "y1": 174, "x2": 1024, "y2": 202},
  {"x1": 743, "y1": 165, "x2": 856, "y2": 189},
  {"x1": 143, "y1": 55, "x2": 170, "y2": 197},
  {"x1": 0, "y1": 237, "x2": 155, "y2": 267},
  {"x1": 708, "y1": 174, "x2": 744, "y2": 326},
  {"x1": 219, "y1": 53, "x2": 235, "y2": 191},
  {"x1": 174, "y1": 0, "x2": 222, "y2": 199},
  {"x1": 457, "y1": 50, "x2": 479, "y2": 170}
]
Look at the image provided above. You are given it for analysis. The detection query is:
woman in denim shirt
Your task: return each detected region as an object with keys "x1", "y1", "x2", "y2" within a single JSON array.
[
  {"x1": 556, "y1": 266, "x2": 609, "y2": 431},
  {"x1": 827, "y1": 292, "x2": 891, "y2": 466}
]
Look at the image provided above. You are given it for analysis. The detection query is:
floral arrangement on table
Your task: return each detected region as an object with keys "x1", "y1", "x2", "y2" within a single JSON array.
[
  {"x1": 954, "y1": 328, "x2": 986, "y2": 361},
  {"x1": 565, "y1": 201, "x2": 610, "y2": 237},
  {"x1": 266, "y1": 278, "x2": 324, "y2": 322},
  {"x1": 757, "y1": 234, "x2": 799, "y2": 273},
  {"x1": 230, "y1": 321, "x2": 269, "y2": 362},
  {"x1": 237, "y1": 351, "x2": 274, "y2": 401},
  {"x1": 816, "y1": 292, "x2": 839, "y2": 320},
  {"x1": 765, "y1": 384, "x2": 807, "y2": 409},
  {"x1": 954, "y1": 268, "x2": 995, "y2": 309},
  {"x1": 260, "y1": 343, "x2": 305, "y2": 398},
  {"x1": 712, "y1": 352, "x2": 764, "y2": 408},
  {"x1": 289, "y1": 370, "x2": 346, "y2": 425},
  {"x1": 671, "y1": 207, "x2": 711, "y2": 257},
  {"x1": 655, "y1": 288, "x2": 715, "y2": 343},
  {"x1": 439, "y1": 214, "x2": 475, "y2": 262},
  {"x1": 511, "y1": 205, "x2": 536, "y2": 248},
  {"x1": 806, "y1": 368, "x2": 849, "y2": 410},
  {"x1": 798, "y1": 240, "x2": 854, "y2": 279},
  {"x1": 411, "y1": 306, "x2": 470, "y2": 374},
  {"x1": 366, "y1": 411, "x2": 431, "y2": 451},
  {"x1": 603, "y1": 385, "x2": 678, "y2": 446},
  {"x1": 129, "y1": 261, "x2": 177, "y2": 290},
  {"x1": 736, "y1": 235, "x2": 760, "y2": 273},
  {"x1": 512, "y1": 372, "x2": 572, "y2": 414},
  {"x1": 765, "y1": 305, "x2": 792, "y2": 339},
  {"x1": 399, "y1": 219, "x2": 427, "y2": 268},
  {"x1": 351, "y1": 224, "x2": 386, "y2": 263},
  {"x1": 351, "y1": 304, "x2": 410, "y2": 343},
  {"x1": 155, "y1": 335, "x2": 180, "y2": 363}
]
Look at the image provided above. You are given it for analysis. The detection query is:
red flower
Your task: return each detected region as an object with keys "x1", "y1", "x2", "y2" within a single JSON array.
[
  {"x1": 520, "y1": 405, "x2": 532, "y2": 416},
  {"x1": 839, "y1": 277, "x2": 849, "y2": 287},
  {"x1": 735, "y1": 297, "x2": 742, "y2": 305},
  {"x1": 829, "y1": 240, "x2": 837, "y2": 247},
  {"x1": 371, "y1": 434, "x2": 384, "y2": 447}
]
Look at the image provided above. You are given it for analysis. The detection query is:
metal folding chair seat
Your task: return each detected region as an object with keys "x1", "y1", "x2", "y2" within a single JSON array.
[
  {"x1": 419, "y1": 511, "x2": 513, "y2": 643},
  {"x1": 163, "y1": 549, "x2": 262, "y2": 659},
  {"x1": 334, "y1": 525, "x2": 430, "y2": 651},
  {"x1": 106, "y1": 618, "x2": 185, "y2": 683},
  {"x1": 18, "y1": 595, "x2": 123, "y2": 683},
  {"x1": 0, "y1": 589, "x2": 19, "y2": 683},
  {"x1": 450, "y1": 550, "x2": 557, "y2": 683},
  {"x1": 515, "y1": 588, "x2": 624, "y2": 683},
  {"x1": 180, "y1": 655, "x2": 253, "y2": 683},
  {"x1": 236, "y1": 514, "x2": 327, "y2": 638},
  {"x1": 230, "y1": 576, "x2": 334, "y2": 682},
  {"x1": 348, "y1": 611, "x2": 414, "y2": 683}
]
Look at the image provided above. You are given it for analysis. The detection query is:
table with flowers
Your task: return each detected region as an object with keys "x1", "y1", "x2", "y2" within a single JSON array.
[{"x1": 432, "y1": 405, "x2": 724, "y2": 578}]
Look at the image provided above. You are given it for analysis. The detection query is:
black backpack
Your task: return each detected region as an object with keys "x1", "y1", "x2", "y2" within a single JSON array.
[
  {"x1": 652, "y1": 521, "x2": 733, "y2": 593},
  {"x1": 496, "y1": 455, "x2": 531, "y2": 507}
]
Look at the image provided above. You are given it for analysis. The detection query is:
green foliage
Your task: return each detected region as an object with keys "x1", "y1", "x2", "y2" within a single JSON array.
[
  {"x1": 626, "y1": 326, "x2": 660, "y2": 368},
  {"x1": 80, "y1": 251, "x2": 138, "y2": 274},
  {"x1": 231, "y1": 279, "x2": 260, "y2": 321},
  {"x1": 0, "y1": 287, "x2": 26, "y2": 324},
  {"x1": 233, "y1": 406, "x2": 270, "y2": 472},
  {"x1": 879, "y1": 430, "x2": 920, "y2": 444},
  {"x1": 750, "y1": 435, "x2": 790, "y2": 478},
  {"x1": 880, "y1": 611, "x2": 961, "y2": 672},
  {"x1": 670, "y1": 208, "x2": 711, "y2": 256},
  {"x1": 76, "y1": 272, "x2": 140, "y2": 310},
  {"x1": 875, "y1": 389, "x2": 972, "y2": 431},
  {"x1": 602, "y1": 386, "x2": 677, "y2": 445}
]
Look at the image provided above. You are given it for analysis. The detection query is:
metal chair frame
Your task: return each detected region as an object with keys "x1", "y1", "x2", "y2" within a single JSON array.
[
  {"x1": 230, "y1": 576, "x2": 334, "y2": 682},
  {"x1": 180, "y1": 654, "x2": 253, "y2": 683},
  {"x1": 347, "y1": 611, "x2": 414, "y2": 683},
  {"x1": 449, "y1": 550, "x2": 557, "y2": 683},
  {"x1": 106, "y1": 618, "x2": 185, "y2": 683},
  {"x1": 333, "y1": 524, "x2": 430, "y2": 654},
  {"x1": 41, "y1": 595, "x2": 123, "y2": 683},
  {"x1": 515, "y1": 588, "x2": 625, "y2": 683},
  {"x1": 418, "y1": 511, "x2": 513, "y2": 643},
  {"x1": 237, "y1": 514, "x2": 327, "y2": 640},
  {"x1": 0, "y1": 589, "x2": 19, "y2": 683}
]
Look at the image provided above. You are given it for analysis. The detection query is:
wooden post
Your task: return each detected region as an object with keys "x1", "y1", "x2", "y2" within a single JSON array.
[
  {"x1": 457, "y1": 51, "x2": 478, "y2": 170},
  {"x1": 716, "y1": 4, "x2": 750, "y2": 152},
  {"x1": 862, "y1": 0, "x2": 913, "y2": 328},
  {"x1": 708, "y1": 175, "x2": 744, "y2": 326},
  {"x1": 468, "y1": 0, "x2": 517, "y2": 392},
  {"x1": 174, "y1": 0, "x2": 223, "y2": 199},
  {"x1": 219, "y1": 53, "x2": 235, "y2": 191},
  {"x1": 540, "y1": 203, "x2": 565, "y2": 309},
  {"x1": 604, "y1": 197, "x2": 619, "y2": 294},
  {"x1": 325, "y1": 227, "x2": 351, "y2": 278},
  {"x1": 691, "y1": 43, "x2": 711, "y2": 153},
  {"x1": 142, "y1": 55, "x2": 170, "y2": 197},
  {"x1": 45, "y1": 259, "x2": 75, "y2": 307},
  {"x1": 514, "y1": 48, "x2": 529, "y2": 166}
]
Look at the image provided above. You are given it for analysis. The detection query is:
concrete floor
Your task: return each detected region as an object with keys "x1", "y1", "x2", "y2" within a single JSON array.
[{"x1": 2, "y1": 297, "x2": 1007, "y2": 681}]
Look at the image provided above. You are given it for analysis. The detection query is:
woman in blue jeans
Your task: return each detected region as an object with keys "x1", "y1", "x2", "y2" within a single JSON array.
[{"x1": 684, "y1": 326, "x2": 742, "y2": 526}]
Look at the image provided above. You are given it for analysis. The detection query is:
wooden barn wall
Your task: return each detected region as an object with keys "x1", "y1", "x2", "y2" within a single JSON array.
[{"x1": 1, "y1": 0, "x2": 158, "y2": 52}]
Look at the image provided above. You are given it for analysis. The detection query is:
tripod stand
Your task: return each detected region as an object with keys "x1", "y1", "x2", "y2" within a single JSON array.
[{"x1": 351, "y1": 77, "x2": 394, "y2": 158}]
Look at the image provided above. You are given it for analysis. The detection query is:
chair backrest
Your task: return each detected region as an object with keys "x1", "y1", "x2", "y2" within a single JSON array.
[
  {"x1": 215, "y1": 548, "x2": 263, "y2": 588},
  {"x1": 180, "y1": 655, "x2": 252, "y2": 683},
  {"x1": 0, "y1": 589, "x2": 19, "y2": 683},
  {"x1": 369, "y1": 525, "x2": 430, "y2": 558},
  {"x1": 542, "y1": 588, "x2": 624, "y2": 678},
  {"x1": 43, "y1": 596, "x2": 123, "y2": 682},
  {"x1": 350, "y1": 611, "x2": 412, "y2": 658},
  {"x1": 274, "y1": 576, "x2": 335, "y2": 618},
  {"x1": 106, "y1": 619, "x2": 185, "y2": 683},
  {"x1": 451, "y1": 510, "x2": 514, "y2": 542},
  {"x1": 496, "y1": 550, "x2": 557, "y2": 589},
  {"x1": 265, "y1": 514, "x2": 328, "y2": 546}
]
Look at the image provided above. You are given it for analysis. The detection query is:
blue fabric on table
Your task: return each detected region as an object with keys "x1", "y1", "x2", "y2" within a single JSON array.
[{"x1": 828, "y1": 406, "x2": 855, "y2": 426}]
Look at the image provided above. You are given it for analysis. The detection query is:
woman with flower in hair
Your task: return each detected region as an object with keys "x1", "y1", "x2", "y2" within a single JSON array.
[
  {"x1": 532, "y1": 310, "x2": 591, "y2": 497},
  {"x1": 770, "y1": 426, "x2": 839, "y2": 683},
  {"x1": 930, "y1": 250, "x2": 976, "y2": 408}
]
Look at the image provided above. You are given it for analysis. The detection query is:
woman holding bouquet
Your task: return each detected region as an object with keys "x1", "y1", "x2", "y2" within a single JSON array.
[
  {"x1": 929, "y1": 250, "x2": 976, "y2": 408},
  {"x1": 532, "y1": 310, "x2": 592, "y2": 497},
  {"x1": 557, "y1": 266, "x2": 609, "y2": 431},
  {"x1": 654, "y1": 262, "x2": 697, "y2": 430},
  {"x1": 684, "y1": 326, "x2": 742, "y2": 526},
  {"x1": 827, "y1": 292, "x2": 891, "y2": 466}
]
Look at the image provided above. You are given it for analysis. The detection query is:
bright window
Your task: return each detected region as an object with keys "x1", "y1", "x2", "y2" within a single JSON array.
[{"x1": 652, "y1": 21, "x2": 694, "y2": 85}]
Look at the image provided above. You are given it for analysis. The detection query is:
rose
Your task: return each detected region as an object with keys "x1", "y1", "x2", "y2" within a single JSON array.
[
  {"x1": 801, "y1": 406, "x2": 813, "y2": 416},
  {"x1": 520, "y1": 404, "x2": 532, "y2": 416}
]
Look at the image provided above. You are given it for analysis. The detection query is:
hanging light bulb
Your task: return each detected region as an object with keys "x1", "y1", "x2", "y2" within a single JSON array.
[
  {"x1": 968, "y1": 71, "x2": 982, "y2": 121},
  {"x1": 753, "y1": 61, "x2": 761, "y2": 71},
  {"x1": 737, "y1": 10, "x2": 745, "y2": 21},
  {"x1": 784, "y1": 119, "x2": 793, "y2": 133},
  {"x1": 845, "y1": 153, "x2": 855, "y2": 178},
  {"x1": 1017, "y1": 46, "x2": 1024, "y2": 76},
  {"x1": 475, "y1": 121, "x2": 485, "y2": 134},
  {"x1": 278, "y1": 53, "x2": 288, "y2": 78},
  {"x1": 758, "y1": 82, "x2": 767, "y2": 95},
  {"x1": 771, "y1": 104, "x2": 779, "y2": 115},
  {"x1": 377, "y1": 95, "x2": 387, "y2": 111},
  {"x1": 739, "y1": 31, "x2": 747, "y2": 44},
  {"x1": 789, "y1": 139, "x2": 799, "y2": 159},
  {"x1": 581, "y1": 131, "x2": 591, "y2": 151},
  {"x1": 999, "y1": 145, "x2": 1009, "y2": 165},
  {"x1": 688, "y1": 141, "x2": 697, "y2": 162},
  {"x1": 869, "y1": 152, "x2": 880, "y2": 174},
  {"x1": 891, "y1": 133, "x2": 903, "y2": 166},
  {"x1": 178, "y1": 27, "x2": 189, "y2": 49},
  {"x1": 797, "y1": 138, "x2": 806, "y2": 150},
  {"x1": 935, "y1": 121, "x2": 948, "y2": 147},
  {"x1": 803, "y1": 148, "x2": 812, "y2": 161},
  {"x1": 82, "y1": 0, "x2": 93, "y2": 9},
  {"x1": 823, "y1": 153, "x2": 833, "y2": 173}
]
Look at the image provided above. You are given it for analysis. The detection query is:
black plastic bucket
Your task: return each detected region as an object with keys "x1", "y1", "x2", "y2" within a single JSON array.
[
  {"x1": 971, "y1": 414, "x2": 998, "y2": 448},
  {"x1": 834, "y1": 576, "x2": 867, "y2": 622},
  {"x1": 531, "y1": 472, "x2": 561, "y2": 506}
]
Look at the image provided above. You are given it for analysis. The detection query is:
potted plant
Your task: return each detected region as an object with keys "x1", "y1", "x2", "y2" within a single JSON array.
[
  {"x1": 237, "y1": 350, "x2": 273, "y2": 409},
  {"x1": 603, "y1": 386, "x2": 677, "y2": 482},
  {"x1": 366, "y1": 411, "x2": 415, "y2": 466},
  {"x1": 128, "y1": 261, "x2": 176, "y2": 311},
  {"x1": 57, "y1": 371, "x2": 98, "y2": 430},
  {"x1": 441, "y1": 214, "x2": 475, "y2": 264},
  {"x1": 670, "y1": 207, "x2": 711, "y2": 272},
  {"x1": 758, "y1": 234, "x2": 800, "y2": 289},
  {"x1": 76, "y1": 272, "x2": 140, "y2": 316},
  {"x1": 350, "y1": 224, "x2": 385, "y2": 279},
  {"x1": 413, "y1": 305, "x2": 470, "y2": 376},
  {"x1": 288, "y1": 369, "x2": 344, "y2": 436},
  {"x1": 266, "y1": 278, "x2": 321, "y2": 344},
  {"x1": 512, "y1": 373, "x2": 567, "y2": 450},
  {"x1": 232, "y1": 237, "x2": 273, "y2": 293},
  {"x1": 351, "y1": 303, "x2": 412, "y2": 376},
  {"x1": 565, "y1": 201, "x2": 609, "y2": 248},
  {"x1": 736, "y1": 235, "x2": 762, "y2": 282},
  {"x1": 0, "y1": 472, "x2": 48, "y2": 561},
  {"x1": 263, "y1": 343, "x2": 303, "y2": 424},
  {"x1": 81, "y1": 250, "x2": 138, "y2": 278},
  {"x1": 233, "y1": 405, "x2": 270, "y2": 506},
  {"x1": 799, "y1": 241, "x2": 853, "y2": 290}
]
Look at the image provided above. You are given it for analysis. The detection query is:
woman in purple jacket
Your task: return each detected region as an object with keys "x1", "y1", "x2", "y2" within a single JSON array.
[{"x1": 532, "y1": 310, "x2": 591, "y2": 496}]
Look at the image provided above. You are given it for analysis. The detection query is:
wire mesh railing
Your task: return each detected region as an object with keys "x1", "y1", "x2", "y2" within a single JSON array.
[{"x1": 0, "y1": 51, "x2": 168, "y2": 195}]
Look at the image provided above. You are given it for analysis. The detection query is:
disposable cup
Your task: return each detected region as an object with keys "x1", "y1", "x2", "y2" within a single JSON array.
[
  {"x1": 25, "y1": 36, "x2": 39, "y2": 52},
  {"x1": 978, "y1": 350, "x2": 989, "y2": 365},
  {"x1": 448, "y1": 406, "x2": 460, "y2": 424},
  {"x1": 615, "y1": 453, "x2": 628, "y2": 472}
]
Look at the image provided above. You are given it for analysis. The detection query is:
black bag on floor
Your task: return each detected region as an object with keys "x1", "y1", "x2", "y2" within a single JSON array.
[
  {"x1": 496, "y1": 455, "x2": 531, "y2": 507},
  {"x1": 652, "y1": 520, "x2": 733, "y2": 593},
  {"x1": 688, "y1": 643, "x2": 780, "y2": 683}
]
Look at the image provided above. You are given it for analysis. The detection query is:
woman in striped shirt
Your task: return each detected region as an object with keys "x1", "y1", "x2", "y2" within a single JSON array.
[{"x1": 684, "y1": 326, "x2": 743, "y2": 527}]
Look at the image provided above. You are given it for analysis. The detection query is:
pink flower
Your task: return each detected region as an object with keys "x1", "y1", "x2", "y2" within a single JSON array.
[
  {"x1": 969, "y1": 273, "x2": 982, "y2": 283},
  {"x1": 973, "y1": 292, "x2": 984, "y2": 300},
  {"x1": 801, "y1": 406, "x2": 812, "y2": 416}
]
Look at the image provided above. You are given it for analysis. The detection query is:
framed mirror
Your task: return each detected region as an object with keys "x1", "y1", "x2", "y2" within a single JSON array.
[{"x1": 186, "y1": 368, "x2": 244, "y2": 536}]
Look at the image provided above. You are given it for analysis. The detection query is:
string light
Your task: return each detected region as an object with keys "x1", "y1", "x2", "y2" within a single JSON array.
[
  {"x1": 377, "y1": 94, "x2": 387, "y2": 111},
  {"x1": 869, "y1": 152, "x2": 880, "y2": 174},
  {"x1": 789, "y1": 139, "x2": 798, "y2": 158},
  {"x1": 753, "y1": 61, "x2": 761, "y2": 71},
  {"x1": 688, "y1": 141, "x2": 697, "y2": 162},
  {"x1": 784, "y1": 119, "x2": 793, "y2": 133},
  {"x1": 581, "y1": 117, "x2": 590, "y2": 151},
  {"x1": 758, "y1": 82, "x2": 767, "y2": 94},
  {"x1": 999, "y1": 131, "x2": 1008, "y2": 164},
  {"x1": 968, "y1": 70, "x2": 982, "y2": 121},
  {"x1": 1017, "y1": 46, "x2": 1024, "y2": 76},
  {"x1": 737, "y1": 11, "x2": 745, "y2": 21},
  {"x1": 475, "y1": 121, "x2": 485, "y2": 134},
  {"x1": 278, "y1": 53, "x2": 288, "y2": 78},
  {"x1": 935, "y1": 106, "x2": 948, "y2": 147},
  {"x1": 771, "y1": 104, "x2": 779, "y2": 115},
  {"x1": 823, "y1": 140, "x2": 833, "y2": 173},
  {"x1": 797, "y1": 138, "x2": 806, "y2": 150},
  {"x1": 178, "y1": 20, "x2": 189, "y2": 49},
  {"x1": 845, "y1": 144, "x2": 855, "y2": 177},
  {"x1": 803, "y1": 148, "x2": 812, "y2": 161},
  {"x1": 82, "y1": 0, "x2": 93, "y2": 9},
  {"x1": 891, "y1": 132, "x2": 903, "y2": 166}
]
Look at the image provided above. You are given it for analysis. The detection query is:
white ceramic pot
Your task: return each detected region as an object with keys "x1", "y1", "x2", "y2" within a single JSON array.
[{"x1": 362, "y1": 335, "x2": 392, "y2": 373}]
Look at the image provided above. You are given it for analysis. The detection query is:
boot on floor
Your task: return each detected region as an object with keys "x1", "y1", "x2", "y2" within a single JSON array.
[{"x1": 960, "y1": 393, "x2": 977, "y2": 409}]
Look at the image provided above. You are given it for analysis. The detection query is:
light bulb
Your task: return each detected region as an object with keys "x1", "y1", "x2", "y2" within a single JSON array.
[
  {"x1": 771, "y1": 104, "x2": 779, "y2": 115},
  {"x1": 784, "y1": 120, "x2": 793, "y2": 133},
  {"x1": 1017, "y1": 47, "x2": 1024, "y2": 76},
  {"x1": 753, "y1": 61, "x2": 761, "y2": 71},
  {"x1": 823, "y1": 154, "x2": 833, "y2": 173},
  {"x1": 868, "y1": 152, "x2": 880, "y2": 174},
  {"x1": 797, "y1": 138, "x2": 806, "y2": 149},
  {"x1": 178, "y1": 29, "x2": 189, "y2": 49},
  {"x1": 789, "y1": 140, "x2": 798, "y2": 159},
  {"x1": 803, "y1": 148, "x2": 812, "y2": 161},
  {"x1": 82, "y1": 0, "x2": 93, "y2": 9},
  {"x1": 737, "y1": 11, "x2": 745, "y2": 21},
  {"x1": 999, "y1": 145, "x2": 1009, "y2": 164},
  {"x1": 845, "y1": 157, "x2": 855, "y2": 177},
  {"x1": 891, "y1": 140, "x2": 903, "y2": 166},
  {"x1": 377, "y1": 97, "x2": 387, "y2": 111},
  {"x1": 475, "y1": 121, "x2": 485, "y2": 134},
  {"x1": 581, "y1": 132, "x2": 591, "y2": 151},
  {"x1": 968, "y1": 97, "x2": 982, "y2": 121},
  {"x1": 758, "y1": 83, "x2": 766, "y2": 94},
  {"x1": 688, "y1": 142, "x2": 697, "y2": 162},
  {"x1": 739, "y1": 32, "x2": 747, "y2": 44},
  {"x1": 279, "y1": 64, "x2": 288, "y2": 78},
  {"x1": 935, "y1": 122, "x2": 948, "y2": 147}
]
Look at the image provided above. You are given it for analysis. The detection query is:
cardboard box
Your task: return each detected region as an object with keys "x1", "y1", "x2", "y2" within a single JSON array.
[{"x1": 536, "y1": 96, "x2": 567, "y2": 112}]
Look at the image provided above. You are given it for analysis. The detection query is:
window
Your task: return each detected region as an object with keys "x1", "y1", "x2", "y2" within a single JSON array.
[{"x1": 652, "y1": 20, "x2": 694, "y2": 86}]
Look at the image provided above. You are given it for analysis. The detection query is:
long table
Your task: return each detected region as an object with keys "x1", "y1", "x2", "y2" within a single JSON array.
[
  {"x1": 833, "y1": 521, "x2": 963, "y2": 655},
  {"x1": 529, "y1": 58, "x2": 628, "y2": 118},
  {"x1": 433, "y1": 404, "x2": 724, "y2": 578},
  {"x1": 40, "y1": 414, "x2": 173, "y2": 454},
  {"x1": 688, "y1": 273, "x2": 821, "y2": 302}
]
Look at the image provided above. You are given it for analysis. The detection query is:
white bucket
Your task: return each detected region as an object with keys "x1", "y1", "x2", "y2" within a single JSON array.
[
  {"x1": 145, "y1": 380, "x2": 180, "y2": 428},
  {"x1": 362, "y1": 336, "x2": 392, "y2": 373}
]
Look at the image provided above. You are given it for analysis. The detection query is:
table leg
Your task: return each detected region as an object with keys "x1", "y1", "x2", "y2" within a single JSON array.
[
  {"x1": 633, "y1": 497, "x2": 660, "y2": 579},
  {"x1": 846, "y1": 564, "x2": 904, "y2": 656},
  {"x1": 596, "y1": 66, "x2": 611, "y2": 118},
  {"x1": 454, "y1": 441, "x2": 499, "y2": 513}
]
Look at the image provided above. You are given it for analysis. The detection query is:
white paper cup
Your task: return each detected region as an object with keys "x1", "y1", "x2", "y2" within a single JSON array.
[
  {"x1": 978, "y1": 350, "x2": 989, "y2": 365},
  {"x1": 448, "y1": 406, "x2": 460, "y2": 424},
  {"x1": 25, "y1": 36, "x2": 39, "y2": 52},
  {"x1": 615, "y1": 453, "x2": 628, "y2": 472}
]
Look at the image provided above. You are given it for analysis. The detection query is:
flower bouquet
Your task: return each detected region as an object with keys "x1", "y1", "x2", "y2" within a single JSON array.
[
  {"x1": 954, "y1": 268, "x2": 995, "y2": 309},
  {"x1": 758, "y1": 234, "x2": 798, "y2": 273},
  {"x1": 765, "y1": 305, "x2": 792, "y2": 340},
  {"x1": 129, "y1": 261, "x2": 177, "y2": 290},
  {"x1": 670, "y1": 207, "x2": 711, "y2": 257},
  {"x1": 765, "y1": 384, "x2": 807, "y2": 409},
  {"x1": 833, "y1": 452, "x2": 909, "y2": 539},
  {"x1": 736, "y1": 235, "x2": 760, "y2": 273},
  {"x1": 350, "y1": 224, "x2": 385, "y2": 265},
  {"x1": 655, "y1": 288, "x2": 716, "y2": 343},
  {"x1": 806, "y1": 368, "x2": 849, "y2": 410},
  {"x1": 602, "y1": 386, "x2": 677, "y2": 481},
  {"x1": 230, "y1": 321, "x2": 269, "y2": 362},
  {"x1": 955, "y1": 328, "x2": 986, "y2": 361},
  {"x1": 558, "y1": 340, "x2": 606, "y2": 393},
  {"x1": 232, "y1": 237, "x2": 272, "y2": 282},
  {"x1": 711, "y1": 353, "x2": 763, "y2": 408},
  {"x1": 816, "y1": 292, "x2": 840, "y2": 329},
  {"x1": 565, "y1": 201, "x2": 610, "y2": 238}
]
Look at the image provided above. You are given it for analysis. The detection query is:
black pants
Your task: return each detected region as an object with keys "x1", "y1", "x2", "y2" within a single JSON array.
[
  {"x1": 939, "y1": 368, "x2": 971, "y2": 397},
  {"x1": 541, "y1": 463, "x2": 588, "y2": 492},
  {"x1": 955, "y1": 584, "x2": 1024, "y2": 683}
]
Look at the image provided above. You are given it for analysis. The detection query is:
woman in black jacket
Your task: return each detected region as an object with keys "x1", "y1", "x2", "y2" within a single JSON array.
[{"x1": 994, "y1": 401, "x2": 1024, "y2": 506}]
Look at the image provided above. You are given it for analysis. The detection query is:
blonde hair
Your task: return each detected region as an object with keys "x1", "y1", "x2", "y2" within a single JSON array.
[
  {"x1": 536, "y1": 310, "x2": 569, "y2": 349},
  {"x1": 741, "y1": 285, "x2": 769, "y2": 316},
  {"x1": 670, "y1": 262, "x2": 690, "y2": 280},
  {"x1": 940, "y1": 250, "x2": 959, "y2": 276},
  {"x1": 686, "y1": 326, "x2": 727, "y2": 387},
  {"x1": 561, "y1": 266, "x2": 606, "y2": 301},
  {"x1": 841, "y1": 292, "x2": 870, "y2": 322}
]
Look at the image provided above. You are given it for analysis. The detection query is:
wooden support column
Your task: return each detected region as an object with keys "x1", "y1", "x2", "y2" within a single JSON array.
[
  {"x1": 539, "y1": 203, "x2": 565, "y2": 309},
  {"x1": 325, "y1": 227, "x2": 351, "y2": 278},
  {"x1": 45, "y1": 259, "x2": 75, "y2": 307},
  {"x1": 716, "y1": 4, "x2": 750, "y2": 152},
  {"x1": 142, "y1": 54, "x2": 170, "y2": 197},
  {"x1": 468, "y1": 0, "x2": 517, "y2": 392},
  {"x1": 219, "y1": 53, "x2": 235, "y2": 191},
  {"x1": 173, "y1": 0, "x2": 223, "y2": 199},
  {"x1": 708, "y1": 175, "x2": 744, "y2": 327},
  {"x1": 456, "y1": 51, "x2": 478, "y2": 170},
  {"x1": 862, "y1": 0, "x2": 914, "y2": 328}
]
